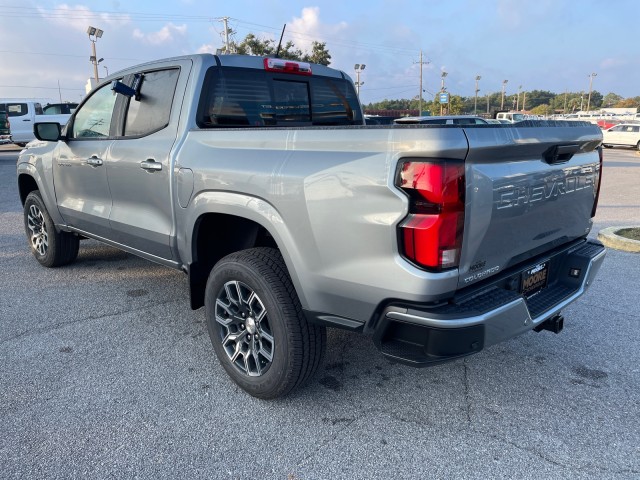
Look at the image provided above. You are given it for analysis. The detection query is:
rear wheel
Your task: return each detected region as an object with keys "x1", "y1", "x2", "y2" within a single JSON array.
[
  {"x1": 204, "y1": 248, "x2": 326, "y2": 399},
  {"x1": 24, "y1": 191, "x2": 79, "y2": 267},
  {"x1": 636, "y1": 141, "x2": 640, "y2": 150}
]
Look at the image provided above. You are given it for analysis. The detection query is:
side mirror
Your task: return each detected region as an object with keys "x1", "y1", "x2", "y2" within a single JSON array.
[{"x1": 34, "y1": 122, "x2": 63, "y2": 142}]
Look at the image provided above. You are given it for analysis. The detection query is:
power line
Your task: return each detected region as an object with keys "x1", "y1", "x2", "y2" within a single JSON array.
[
  {"x1": 0, "y1": 84, "x2": 84, "y2": 91},
  {"x1": 0, "y1": 50, "x2": 141, "y2": 61}
]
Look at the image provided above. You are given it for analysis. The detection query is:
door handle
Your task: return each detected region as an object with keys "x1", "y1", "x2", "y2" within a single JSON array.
[
  {"x1": 86, "y1": 156, "x2": 103, "y2": 167},
  {"x1": 140, "y1": 159, "x2": 162, "y2": 172},
  {"x1": 23, "y1": 119, "x2": 32, "y2": 122}
]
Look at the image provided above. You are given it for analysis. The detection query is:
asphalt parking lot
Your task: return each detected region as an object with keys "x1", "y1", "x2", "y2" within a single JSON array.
[{"x1": 1, "y1": 144, "x2": 639, "y2": 479}]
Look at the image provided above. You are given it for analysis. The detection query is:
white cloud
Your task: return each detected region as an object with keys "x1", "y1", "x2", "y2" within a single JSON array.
[
  {"x1": 40, "y1": 3, "x2": 132, "y2": 34},
  {"x1": 600, "y1": 58, "x2": 628, "y2": 69},
  {"x1": 133, "y1": 23, "x2": 188, "y2": 45},
  {"x1": 286, "y1": 7, "x2": 348, "y2": 51}
]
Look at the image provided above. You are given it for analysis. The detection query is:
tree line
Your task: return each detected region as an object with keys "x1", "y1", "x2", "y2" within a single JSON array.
[{"x1": 364, "y1": 91, "x2": 640, "y2": 116}]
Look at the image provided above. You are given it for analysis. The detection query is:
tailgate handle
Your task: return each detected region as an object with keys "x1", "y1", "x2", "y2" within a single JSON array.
[{"x1": 543, "y1": 144, "x2": 579, "y2": 165}]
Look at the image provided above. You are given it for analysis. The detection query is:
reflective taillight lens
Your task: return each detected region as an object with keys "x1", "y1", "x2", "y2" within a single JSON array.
[
  {"x1": 591, "y1": 146, "x2": 603, "y2": 218},
  {"x1": 397, "y1": 161, "x2": 465, "y2": 270}
]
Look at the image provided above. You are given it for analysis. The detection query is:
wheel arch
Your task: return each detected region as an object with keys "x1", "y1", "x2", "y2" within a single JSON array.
[
  {"x1": 188, "y1": 212, "x2": 282, "y2": 310},
  {"x1": 18, "y1": 172, "x2": 39, "y2": 206}
]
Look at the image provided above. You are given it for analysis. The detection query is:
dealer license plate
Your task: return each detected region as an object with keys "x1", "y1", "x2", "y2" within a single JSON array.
[{"x1": 521, "y1": 261, "x2": 549, "y2": 297}]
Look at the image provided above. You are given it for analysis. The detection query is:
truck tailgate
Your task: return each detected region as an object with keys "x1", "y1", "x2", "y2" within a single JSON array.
[{"x1": 459, "y1": 122, "x2": 602, "y2": 288}]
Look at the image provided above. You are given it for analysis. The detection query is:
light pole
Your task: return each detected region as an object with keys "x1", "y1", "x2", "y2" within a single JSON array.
[
  {"x1": 87, "y1": 26, "x2": 104, "y2": 83},
  {"x1": 103, "y1": 65, "x2": 109, "y2": 77},
  {"x1": 501, "y1": 79, "x2": 508, "y2": 110},
  {"x1": 440, "y1": 71, "x2": 448, "y2": 115},
  {"x1": 587, "y1": 72, "x2": 597, "y2": 111},
  {"x1": 354, "y1": 64, "x2": 365, "y2": 97},
  {"x1": 516, "y1": 85, "x2": 522, "y2": 111},
  {"x1": 474, "y1": 75, "x2": 481, "y2": 115}
]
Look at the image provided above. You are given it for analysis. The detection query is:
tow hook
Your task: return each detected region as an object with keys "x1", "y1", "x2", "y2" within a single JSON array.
[{"x1": 534, "y1": 314, "x2": 564, "y2": 334}]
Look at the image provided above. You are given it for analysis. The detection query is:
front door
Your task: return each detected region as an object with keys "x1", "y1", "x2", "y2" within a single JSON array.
[{"x1": 53, "y1": 83, "x2": 117, "y2": 238}]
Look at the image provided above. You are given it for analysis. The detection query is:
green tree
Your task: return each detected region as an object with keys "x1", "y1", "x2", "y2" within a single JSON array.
[
  {"x1": 231, "y1": 33, "x2": 331, "y2": 66},
  {"x1": 615, "y1": 97, "x2": 640, "y2": 109},
  {"x1": 525, "y1": 90, "x2": 556, "y2": 109},
  {"x1": 302, "y1": 41, "x2": 331, "y2": 66},
  {"x1": 602, "y1": 92, "x2": 623, "y2": 108},
  {"x1": 530, "y1": 104, "x2": 554, "y2": 116}
]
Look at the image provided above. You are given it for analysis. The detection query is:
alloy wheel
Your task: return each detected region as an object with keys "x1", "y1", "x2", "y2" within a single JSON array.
[
  {"x1": 215, "y1": 280, "x2": 275, "y2": 376},
  {"x1": 27, "y1": 204, "x2": 48, "y2": 256}
]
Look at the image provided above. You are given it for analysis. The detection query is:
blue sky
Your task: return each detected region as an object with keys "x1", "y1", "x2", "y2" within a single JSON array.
[{"x1": 0, "y1": 0, "x2": 638, "y2": 105}]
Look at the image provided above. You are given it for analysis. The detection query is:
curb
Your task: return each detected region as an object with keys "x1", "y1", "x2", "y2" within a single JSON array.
[{"x1": 597, "y1": 226, "x2": 640, "y2": 253}]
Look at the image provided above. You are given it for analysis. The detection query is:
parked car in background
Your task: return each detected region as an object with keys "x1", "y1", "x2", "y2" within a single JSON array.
[
  {"x1": 602, "y1": 123, "x2": 640, "y2": 149},
  {"x1": 0, "y1": 99, "x2": 71, "y2": 146},
  {"x1": 394, "y1": 115, "x2": 488, "y2": 125},
  {"x1": 42, "y1": 102, "x2": 79, "y2": 115},
  {"x1": 364, "y1": 115, "x2": 398, "y2": 125},
  {"x1": 597, "y1": 119, "x2": 620, "y2": 130},
  {"x1": 0, "y1": 104, "x2": 11, "y2": 144}
]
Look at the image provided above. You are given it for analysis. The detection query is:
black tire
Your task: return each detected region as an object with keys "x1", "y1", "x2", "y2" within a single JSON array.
[
  {"x1": 204, "y1": 247, "x2": 326, "y2": 399},
  {"x1": 602, "y1": 144, "x2": 612, "y2": 148},
  {"x1": 636, "y1": 141, "x2": 640, "y2": 151},
  {"x1": 24, "y1": 191, "x2": 79, "y2": 267}
]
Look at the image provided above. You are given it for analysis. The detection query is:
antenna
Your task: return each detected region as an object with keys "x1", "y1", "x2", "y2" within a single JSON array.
[{"x1": 275, "y1": 24, "x2": 286, "y2": 57}]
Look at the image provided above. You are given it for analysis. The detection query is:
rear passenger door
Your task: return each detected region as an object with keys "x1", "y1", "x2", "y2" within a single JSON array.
[{"x1": 107, "y1": 61, "x2": 189, "y2": 260}]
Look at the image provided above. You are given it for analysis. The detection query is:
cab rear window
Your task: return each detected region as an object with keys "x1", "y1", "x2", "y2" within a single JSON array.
[{"x1": 197, "y1": 67, "x2": 361, "y2": 127}]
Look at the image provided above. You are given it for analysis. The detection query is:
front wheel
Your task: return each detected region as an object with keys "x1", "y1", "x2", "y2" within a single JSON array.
[
  {"x1": 23, "y1": 191, "x2": 79, "y2": 267},
  {"x1": 204, "y1": 248, "x2": 326, "y2": 399}
]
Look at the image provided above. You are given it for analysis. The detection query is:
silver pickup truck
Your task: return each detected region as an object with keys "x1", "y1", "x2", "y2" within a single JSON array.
[{"x1": 18, "y1": 54, "x2": 605, "y2": 398}]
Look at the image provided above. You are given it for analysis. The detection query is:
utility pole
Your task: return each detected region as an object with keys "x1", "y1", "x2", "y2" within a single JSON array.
[
  {"x1": 413, "y1": 51, "x2": 429, "y2": 115},
  {"x1": 220, "y1": 17, "x2": 231, "y2": 53},
  {"x1": 564, "y1": 90, "x2": 568, "y2": 113},
  {"x1": 486, "y1": 94, "x2": 490, "y2": 114},
  {"x1": 522, "y1": 91, "x2": 526, "y2": 111},
  {"x1": 440, "y1": 71, "x2": 448, "y2": 115},
  {"x1": 587, "y1": 72, "x2": 597, "y2": 111},
  {"x1": 87, "y1": 26, "x2": 103, "y2": 84},
  {"x1": 501, "y1": 79, "x2": 508, "y2": 110},
  {"x1": 354, "y1": 64, "x2": 366, "y2": 97},
  {"x1": 516, "y1": 85, "x2": 522, "y2": 111},
  {"x1": 474, "y1": 75, "x2": 481, "y2": 115}
]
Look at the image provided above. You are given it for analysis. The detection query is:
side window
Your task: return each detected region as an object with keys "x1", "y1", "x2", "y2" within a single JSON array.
[
  {"x1": 199, "y1": 69, "x2": 273, "y2": 127},
  {"x1": 6, "y1": 103, "x2": 27, "y2": 117},
  {"x1": 632, "y1": 126, "x2": 640, "y2": 133},
  {"x1": 610, "y1": 126, "x2": 623, "y2": 132},
  {"x1": 123, "y1": 69, "x2": 180, "y2": 137},
  {"x1": 72, "y1": 83, "x2": 117, "y2": 139}
]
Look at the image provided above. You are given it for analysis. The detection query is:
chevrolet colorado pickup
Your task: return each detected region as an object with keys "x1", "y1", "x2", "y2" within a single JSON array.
[{"x1": 18, "y1": 54, "x2": 605, "y2": 398}]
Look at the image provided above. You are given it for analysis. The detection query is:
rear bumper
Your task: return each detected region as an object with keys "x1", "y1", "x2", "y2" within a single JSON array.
[{"x1": 372, "y1": 239, "x2": 606, "y2": 366}]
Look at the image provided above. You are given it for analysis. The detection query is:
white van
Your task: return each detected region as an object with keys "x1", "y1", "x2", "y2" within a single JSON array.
[{"x1": 0, "y1": 99, "x2": 71, "y2": 146}]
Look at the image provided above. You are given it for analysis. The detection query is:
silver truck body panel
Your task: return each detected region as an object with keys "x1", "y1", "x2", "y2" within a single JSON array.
[
  {"x1": 459, "y1": 125, "x2": 601, "y2": 288},
  {"x1": 17, "y1": 54, "x2": 604, "y2": 334}
]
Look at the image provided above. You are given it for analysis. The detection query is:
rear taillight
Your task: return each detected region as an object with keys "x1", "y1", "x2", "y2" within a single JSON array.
[
  {"x1": 263, "y1": 58, "x2": 312, "y2": 76},
  {"x1": 591, "y1": 146, "x2": 603, "y2": 218},
  {"x1": 397, "y1": 161, "x2": 465, "y2": 270}
]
